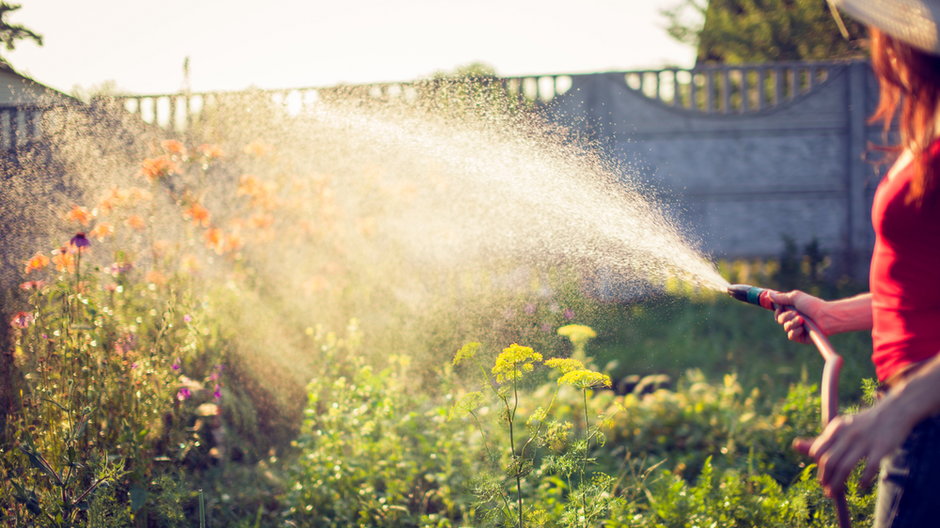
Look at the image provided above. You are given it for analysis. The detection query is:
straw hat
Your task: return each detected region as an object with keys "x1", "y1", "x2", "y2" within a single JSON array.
[{"x1": 829, "y1": 0, "x2": 940, "y2": 55}]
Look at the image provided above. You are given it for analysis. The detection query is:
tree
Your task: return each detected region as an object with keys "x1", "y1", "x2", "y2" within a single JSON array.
[
  {"x1": 661, "y1": 0, "x2": 867, "y2": 64},
  {"x1": 0, "y1": 2, "x2": 42, "y2": 62}
]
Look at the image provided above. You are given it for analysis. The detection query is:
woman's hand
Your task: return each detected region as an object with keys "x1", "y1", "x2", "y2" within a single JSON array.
[
  {"x1": 768, "y1": 290, "x2": 829, "y2": 344},
  {"x1": 768, "y1": 290, "x2": 873, "y2": 343},
  {"x1": 793, "y1": 397, "x2": 917, "y2": 497}
]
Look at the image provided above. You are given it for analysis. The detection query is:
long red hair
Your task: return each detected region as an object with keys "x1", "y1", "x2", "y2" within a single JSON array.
[{"x1": 869, "y1": 27, "x2": 940, "y2": 205}]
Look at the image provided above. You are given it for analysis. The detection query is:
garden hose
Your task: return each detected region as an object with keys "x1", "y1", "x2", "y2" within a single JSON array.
[{"x1": 727, "y1": 284, "x2": 851, "y2": 528}]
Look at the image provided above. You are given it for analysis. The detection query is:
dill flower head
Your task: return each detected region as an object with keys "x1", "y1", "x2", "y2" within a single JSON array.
[
  {"x1": 557, "y1": 324, "x2": 597, "y2": 347},
  {"x1": 449, "y1": 391, "x2": 484, "y2": 419},
  {"x1": 556, "y1": 368, "x2": 612, "y2": 390},
  {"x1": 453, "y1": 341, "x2": 481, "y2": 366},
  {"x1": 491, "y1": 343, "x2": 543, "y2": 383},
  {"x1": 544, "y1": 357, "x2": 585, "y2": 374}
]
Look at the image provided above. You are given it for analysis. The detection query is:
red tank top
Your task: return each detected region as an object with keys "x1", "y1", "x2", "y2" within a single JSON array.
[{"x1": 870, "y1": 140, "x2": 940, "y2": 382}]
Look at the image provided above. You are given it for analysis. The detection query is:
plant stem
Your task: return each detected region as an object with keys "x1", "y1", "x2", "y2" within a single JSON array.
[
  {"x1": 581, "y1": 389, "x2": 589, "y2": 528},
  {"x1": 511, "y1": 379, "x2": 522, "y2": 528}
]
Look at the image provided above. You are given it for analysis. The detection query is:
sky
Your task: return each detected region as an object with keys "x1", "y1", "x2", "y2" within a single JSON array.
[{"x1": 7, "y1": 0, "x2": 697, "y2": 96}]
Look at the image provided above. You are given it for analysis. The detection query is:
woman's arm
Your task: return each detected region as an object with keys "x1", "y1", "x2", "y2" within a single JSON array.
[{"x1": 768, "y1": 291, "x2": 872, "y2": 343}]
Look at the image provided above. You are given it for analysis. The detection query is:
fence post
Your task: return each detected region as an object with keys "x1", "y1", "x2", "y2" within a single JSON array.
[{"x1": 845, "y1": 61, "x2": 871, "y2": 280}]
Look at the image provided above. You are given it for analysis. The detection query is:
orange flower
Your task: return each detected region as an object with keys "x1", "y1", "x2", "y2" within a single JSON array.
[
  {"x1": 244, "y1": 140, "x2": 273, "y2": 157},
  {"x1": 180, "y1": 254, "x2": 201, "y2": 273},
  {"x1": 196, "y1": 143, "x2": 224, "y2": 159},
  {"x1": 204, "y1": 228, "x2": 224, "y2": 254},
  {"x1": 237, "y1": 175, "x2": 262, "y2": 197},
  {"x1": 140, "y1": 156, "x2": 179, "y2": 183},
  {"x1": 65, "y1": 205, "x2": 93, "y2": 226},
  {"x1": 126, "y1": 215, "x2": 147, "y2": 231},
  {"x1": 184, "y1": 202, "x2": 211, "y2": 227},
  {"x1": 249, "y1": 213, "x2": 274, "y2": 229},
  {"x1": 223, "y1": 232, "x2": 244, "y2": 253},
  {"x1": 128, "y1": 187, "x2": 153, "y2": 203},
  {"x1": 52, "y1": 248, "x2": 75, "y2": 273},
  {"x1": 358, "y1": 217, "x2": 377, "y2": 238},
  {"x1": 306, "y1": 275, "x2": 330, "y2": 293},
  {"x1": 161, "y1": 139, "x2": 187, "y2": 156},
  {"x1": 24, "y1": 252, "x2": 50, "y2": 274},
  {"x1": 145, "y1": 270, "x2": 167, "y2": 285},
  {"x1": 237, "y1": 175, "x2": 277, "y2": 209},
  {"x1": 152, "y1": 239, "x2": 171, "y2": 256},
  {"x1": 89, "y1": 222, "x2": 115, "y2": 241}
]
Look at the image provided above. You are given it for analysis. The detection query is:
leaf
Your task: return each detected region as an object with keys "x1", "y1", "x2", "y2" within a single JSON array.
[
  {"x1": 19, "y1": 445, "x2": 61, "y2": 486},
  {"x1": 130, "y1": 485, "x2": 148, "y2": 513},
  {"x1": 13, "y1": 488, "x2": 42, "y2": 516}
]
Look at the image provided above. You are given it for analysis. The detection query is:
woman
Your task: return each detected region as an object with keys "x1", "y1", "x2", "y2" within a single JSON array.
[{"x1": 770, "y1": 0, "x2": 940, "y2": 525}]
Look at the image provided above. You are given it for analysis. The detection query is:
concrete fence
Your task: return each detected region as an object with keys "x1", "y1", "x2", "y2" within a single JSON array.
[{"x1": 2, "y1": 59, "x2": 884, "y2": 280}]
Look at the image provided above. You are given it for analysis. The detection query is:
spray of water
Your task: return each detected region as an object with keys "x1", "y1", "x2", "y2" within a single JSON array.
[{"x1": 1, "y1": 87, "x2": 728, "y2": 401}]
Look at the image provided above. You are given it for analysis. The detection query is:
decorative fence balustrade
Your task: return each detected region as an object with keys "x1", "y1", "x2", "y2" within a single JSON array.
[
  {"x1": 107, "y1": 60, "x2": 851, "y2": 135},
  {"x1": 622, "y1": 61, "x2": 842, "y2": 113},
  {"x1": 0, "y1": 105, "x2": 52, "y2": 152}
]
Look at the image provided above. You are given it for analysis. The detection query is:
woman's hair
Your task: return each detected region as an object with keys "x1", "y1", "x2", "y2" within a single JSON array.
[{"x1": 869, "y1": 27, "x2": 940, "y2": 204}]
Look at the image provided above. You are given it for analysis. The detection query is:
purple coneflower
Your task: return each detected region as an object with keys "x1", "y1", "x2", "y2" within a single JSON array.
[{"x1": 69, "y1": 233, "x2": 91, "y2": 252}]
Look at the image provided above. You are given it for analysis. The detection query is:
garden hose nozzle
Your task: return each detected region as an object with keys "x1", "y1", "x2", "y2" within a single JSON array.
[{"x1": 726, "y1": 284, "x2": 777, "y2": 310}]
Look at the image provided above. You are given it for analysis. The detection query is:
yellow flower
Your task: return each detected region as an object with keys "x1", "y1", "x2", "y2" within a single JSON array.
[
  {"x1": 544, "y1": 357, "x2": 585, "y2": 374},
  {"x1": 557, "y1": 324, "x2": 597, "y2": 347},
  {"x1": 453, "y1": 342, "x2": 481, "y2": 366},
  {"x1": 491, "y1": 343, "x2": 542, "y2": 383},
  {"x1": 556, "y1": 369, "x2": 612, "y2": 390}
]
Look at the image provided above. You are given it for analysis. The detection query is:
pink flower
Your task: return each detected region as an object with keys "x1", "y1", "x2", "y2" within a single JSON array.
[
  {"x1": 213, "y1": 384, "x2": 222, "y2": 400},
  {"x1": 171, "y1": 359, "x2": 181, "y2": 371},
  {"x1": 19, "y1": 280, "x2": 45, "y2": 291},
  {"x1": 109, "y1": 261, "x2": 134, "y2": 275},
  {"x1": 177, "y1": 387, "x2": 192, "y2": 401},
  {"x1": 183, "y1": 314, "x2": 192, "y2": 323},
  {"x1": 10, "y1": 311, "x2": 34, "y2": 329}
]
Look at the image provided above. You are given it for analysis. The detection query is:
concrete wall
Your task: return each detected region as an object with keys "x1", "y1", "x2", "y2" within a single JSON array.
[{"x1": 545, "y1": 60, "x2": 883, "y2": 279}]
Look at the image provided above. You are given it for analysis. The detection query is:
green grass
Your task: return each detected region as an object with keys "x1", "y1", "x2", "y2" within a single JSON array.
[{"x1": 587, "y1": 292, "x2": 875, "y2": 403}]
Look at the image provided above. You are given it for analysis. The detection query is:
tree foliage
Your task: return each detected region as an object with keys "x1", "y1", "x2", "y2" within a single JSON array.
[
  {"x1": 662, "y1": 0, "x2": 867, "y2": 64},
  {"x1": 0, "y1": 2, "x2": 41, "y2": 61}
]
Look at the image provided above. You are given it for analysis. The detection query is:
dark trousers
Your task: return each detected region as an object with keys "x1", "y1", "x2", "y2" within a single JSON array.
[{"x1": 874, "y1": 413, "x2": 940, "y2": 527}]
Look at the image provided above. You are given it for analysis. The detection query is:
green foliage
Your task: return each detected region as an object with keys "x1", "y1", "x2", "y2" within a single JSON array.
[
  {"x1": 284, "y1": 335, "x2": 478, "y2": 527},
  {"x1": 661, "y1": 0, "x2": 867, "y2": 63},
  {"x1": 0, "y1": 2, "x2": 41, "y2": 57}
]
